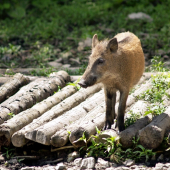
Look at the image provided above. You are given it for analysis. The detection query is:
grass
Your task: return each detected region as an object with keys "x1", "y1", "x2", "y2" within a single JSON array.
[{"x1": 0, "y1": 1, "x2": 170, "y2": 76}]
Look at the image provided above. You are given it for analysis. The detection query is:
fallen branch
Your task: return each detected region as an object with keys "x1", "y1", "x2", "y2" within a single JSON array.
[{"x1": 12, "y1": 83, "x2": 102, "y2": 147}]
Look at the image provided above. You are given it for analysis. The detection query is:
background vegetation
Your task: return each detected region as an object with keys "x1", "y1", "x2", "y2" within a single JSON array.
[{"x1": 0, "y1": 0, "x2": 170, "y2": 75}]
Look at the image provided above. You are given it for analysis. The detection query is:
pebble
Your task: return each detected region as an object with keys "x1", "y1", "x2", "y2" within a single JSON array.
[
  {"x1": 67, "y1": 151, "x2": 80, "y2": 163},
  {"x1": 80, "y1": 157, "x2": 95, "y2": 169}
]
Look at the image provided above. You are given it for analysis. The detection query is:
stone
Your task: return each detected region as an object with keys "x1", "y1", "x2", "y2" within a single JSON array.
[
  {"x1": 97, "y1": 158, "x2": 110, "y2": 168},
  {"x1": 109, "y1": 162, "x2": 118, "y2": 168},
  {"x1": 80, "y1": 157, "x2": 95, "y2": 169},
  {"x1": 77, "y1": 38, "x2": 92, "y2": 51},
  {"x1": 0, "y1": 155, "x2": 5, "y2": 161},
  {"x1": 48, "y1": 61, "x2": 62, "y2": 68},
  {"x1": 74, "y1": 158, "x2": 82, "y2": 167},
  {"x1": 128, "y1": 12, "x2": 153, "y2": 22},
  {"x1": 41, "y1": 165, "x2": 56, "y2": 170},
  {"x1": 67, "y1": 151, "x2": 80, "y2": 163},
  {"x1": 155, "y1": 163, "x2": 164, "y2": 170},
  {"x1": 55, "y1": 162, "x2": 66, "y2": 170},
  {"x1": 8, "y1": 158, "x2": 18, "y2": 164},
  {"x1": 21, "y1": 167, "x2": 35, "y2": 170},
  {"x1": 123, "y1": 159, "x2": 135, "y2": 167},
  {"x1": 61, "y1": 52, "x2": 72, "y2": 64},
  {"x1": 157, "y1": 154, "x2": 164, "y2": 162}
]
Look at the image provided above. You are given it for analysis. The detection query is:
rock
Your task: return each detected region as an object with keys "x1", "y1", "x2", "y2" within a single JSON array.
[
  {"x1": 21, "y1": 167, "x2": 35, "y2": 170},
  {"x1": 62, "y1": 64, "x2": 71, "y2": 68},
  {"x1": 155, "y1": 163, "x2": 164, "y2": 170},
  {"x1": 77, "y1": 38, "x2": 92, "y2": 51},
  {"x1": 0, "y1": 155, "x2": 5, "y2": 161},
  {"x1": 55, "y1": 162, "x2": 66, "y2": 170},
  {"x1": 41, "y1": 165, "x2": 56, "y2": 170},
  {"x1": 151, "y1": 154, "x2": 156, "y2": 161},
  {"x1": 74, "y1": 158, "x2": 82, "y2": 167},
  {"x1": 123, "y1": 159, "x2": 135, "y2": 167},
  {"x1": 128, "y1": 12, "x2": 153, "y2": 22},
  {"x1": 157, "y1": 154, "x2": 164, "y2": 162},
  {"x1": 69, "y1": 58, "x2": 81, "y2": 66},
  {"x1": 80, "y1": 157, "x2": 95, "y2": 169},
  {"x1": 109, "y1": 162, "x2": 118, "y2": 168},
  {"x1": 0, "y1": 165, "x2": 9, "y2": 170},
  {"x1": 67, "y1": 151, "x2": 80, "y2": 163},
  {"x1": 96, "y1": 158, "x2": 110, "y2": 168},
  {"x1": 61, "y1": 52, "x2": 72, "y2": 64},
  {"x1": 8, "y1": 158, "x2": 18, "y2": 164},
  {"x1": 48, "y1": 61, "x2": 62, "y2": 68}
]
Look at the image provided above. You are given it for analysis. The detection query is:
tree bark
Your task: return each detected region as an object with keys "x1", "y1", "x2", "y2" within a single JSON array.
[
  {"x1": 120, "y1": 116, "x2": 151, "y2": 148},
  {"x1": 0, "y1": 73, "x2": 30, "y2": 103},
  {"x1": 25, "y1": 89, "x2": 105, "y2": 145},
  {"x1": 0, "y1": 84, "x2": 78, "y2": 142},
  {"x1": 50, "y1": 101, "x2": 106, "y2": 147},
  {"x1": 12, "y1": 83, "x2": 102, "y2": 147},
  {"x1": 0, "y1": 71, "x2": 70, "y2": 125},
  {"x1": 69, "y1": 112, "x2": 106, "y2": 148},
  {"x1": 138, "y1": 108, "x2": 170, "y2": 149}
]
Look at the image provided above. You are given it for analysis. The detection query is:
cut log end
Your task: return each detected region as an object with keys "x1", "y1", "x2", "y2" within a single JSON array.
[
  {"x1": 50, "y1": 131, "x2": 69, "y2": 147},
  {"x1": 138, "y1": 125, "x2": 163, "y2": 149},
  {"x1": 12, "y1": 132, "x2": 29, "y2": 147}
]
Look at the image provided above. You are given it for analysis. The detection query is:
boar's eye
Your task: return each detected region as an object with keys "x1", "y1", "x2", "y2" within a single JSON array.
[{"x1": 97, "y1": 58, "x2": 105, "y2": 65}]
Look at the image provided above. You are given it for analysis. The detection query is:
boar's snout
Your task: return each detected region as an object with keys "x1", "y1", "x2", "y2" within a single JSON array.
[
  {"x1": 78, "y1": 79, "x2": 88, "y2": 88},
  {"x1": 78, "y1": 76, "x2": 97, "y2": 88}
]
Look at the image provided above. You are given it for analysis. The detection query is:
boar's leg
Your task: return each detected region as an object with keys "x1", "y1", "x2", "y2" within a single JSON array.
[
  {"x1": 117, "y1": 90, "x2": 129, "y2": 132},
  {"x1": 103, "y1": 89, "x2": 116, "y2": 130}
]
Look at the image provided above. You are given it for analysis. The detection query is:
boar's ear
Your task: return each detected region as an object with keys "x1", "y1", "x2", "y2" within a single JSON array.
[
  {"x1": 92, "y1": 34, "x2": 99, "y2": 48},
  {"x1": 107, "y1": 38, "x2": 118, "y2": 52}
]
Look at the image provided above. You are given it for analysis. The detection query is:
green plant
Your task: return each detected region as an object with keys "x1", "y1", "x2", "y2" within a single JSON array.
[
  {"x1": 8, "y1": 112, "x2": 15, "y2": 119},
  {"x1": 144, "y1": 104, "x2": 165, "y2": 117},
  {"x1": 124, "y1": 111, "x2": 141, "y2": 128},
  {"x1": 139, "y1": 73, "x2": 170, "y2": 103},
  {"x1": 80, "y1": 127, "x2": 121, "y2": 160},
  {"x1": 147, "y1": 56, "x2": 167, "y2": 72},
  {"x1": 67, "y1": 78, "x2": 81, "y2": 90},
  {"x1": 122, "y1": 137, "x2": 156, "y2": 162},
  {"x1": 2, "y1": 147, "x2": 15, "y2": 159}
]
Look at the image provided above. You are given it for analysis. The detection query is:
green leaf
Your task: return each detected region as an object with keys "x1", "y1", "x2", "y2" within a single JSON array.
[{"x1": 7, "y1": 6, "x2": 26, "y2": 19}]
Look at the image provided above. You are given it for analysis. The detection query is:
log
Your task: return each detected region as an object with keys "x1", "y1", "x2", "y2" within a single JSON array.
[
  {"x1": 0, "y1": 73, "x2": 30, "y2": 103},
  {"x1": 69, "y1": 112, "x2": 106, "y2": 147},
  {"x1": 12, "y1": 83, "x2": 102, "y2": 147},
  {"x1": 0, "y1": 71, "x2": 69, "y2": 125},
  {"x1": 25, "y1": 89, "x2": 105, "y2": 145},
  {"x1": 0, "y1": 84, "x2": 78, "y2": 142},
  {"x1": 50, "y1": 101, "x2": 106, "y2": 147},
  {"x1": 0, "y1": 75, "x2": 81, "y2": 86},
  {"x1": 138, "y1": 107, "x2": 170, "y2": 149},
  {"x1": 120, "y1": 116, "x2": 151, "y2": 148},
  {"x1": 50, "y1": 77, "x2": 152, "y2": 148}
]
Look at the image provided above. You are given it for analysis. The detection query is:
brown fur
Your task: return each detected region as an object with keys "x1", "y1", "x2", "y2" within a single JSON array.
[{"x1": 79, "y1": 32, "x2": 145, "y2": 132}]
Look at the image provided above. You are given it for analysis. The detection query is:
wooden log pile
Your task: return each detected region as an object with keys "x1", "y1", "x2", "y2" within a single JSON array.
[{"x1": 0, "y1": 72, "x2": 170, "y2": 151}]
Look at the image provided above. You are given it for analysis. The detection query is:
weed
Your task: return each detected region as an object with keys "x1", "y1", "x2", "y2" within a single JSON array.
[
  {"x1": 8, "y1": 112, "x2": 15, "y2": 119},
  {"x1": 146, "y1": 56, "x2": 167, "y2": 72},
  {"x1": 144, "y1": 104, "x2": 165, "y2": 117},
  {"x1": 67, "y1": 78, "x2": 81, "y2": 90},
  {"x1": 124, "y1": 111, "x2": 141, "y2": 128},
  {"x1": 121, "y1": 137, "x2": 156, "y2": 162},
  {"x1": 2, "y1": 147, "x2": 15, "y2": 159},
  {"x1": 139, "y1": 73, "x2": 170, "y2": 103}
]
